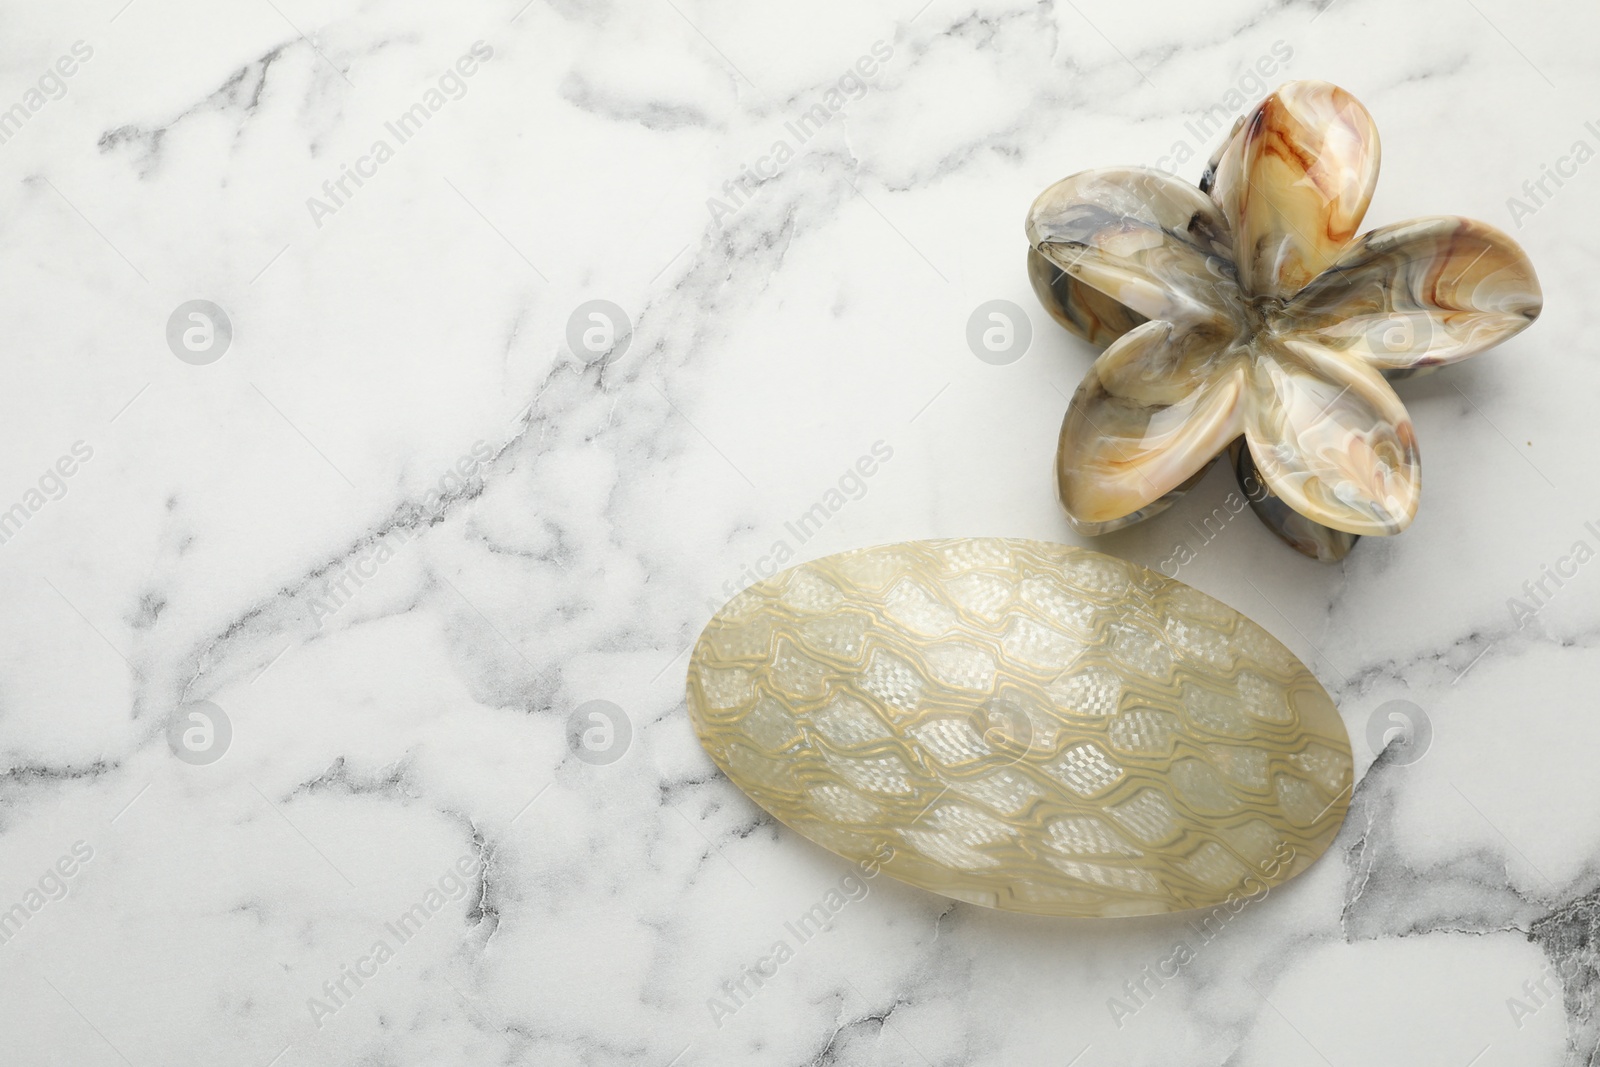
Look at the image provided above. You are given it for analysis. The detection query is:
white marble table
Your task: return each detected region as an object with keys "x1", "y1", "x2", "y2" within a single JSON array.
[{"x1": 0, "y1": 0, "x2": 1594, "y2": 1063}]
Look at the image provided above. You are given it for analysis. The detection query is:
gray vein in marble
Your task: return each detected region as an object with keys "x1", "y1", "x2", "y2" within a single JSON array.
[
  {"x1": 98, "y1": 44, "x2": 288, "y2": 176},
  {"x1": 559, "y1": 70, "x2": 714, "y2": 131}
]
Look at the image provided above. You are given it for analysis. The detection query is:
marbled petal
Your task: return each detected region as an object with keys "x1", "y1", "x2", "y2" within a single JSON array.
[
  {"x1": 1245, "y1": 343, "x2": 1420, "y2": 536},
  {"x1": 1026, "y1": 167, "x2": 1243, "y2": 333},
  {"x1": 1278, "y1": 216, "x2": 1542, "y2": 371},
  {"x1": 1026, "y1": 247, "x2": 1145, "y2": 348},
  {"x1": 1209, "y1": 80, "x2": 1381, "y2": 299},
  {"x1": 1230, "y1": 438, "x2": 1359, "y2": 562},
  {"x1": 1198, "y1": 115, "x2": 1245, "y2": 196},
  {"x1": 1057, "y1": 320, "x2": 1244, "y2": 534}
]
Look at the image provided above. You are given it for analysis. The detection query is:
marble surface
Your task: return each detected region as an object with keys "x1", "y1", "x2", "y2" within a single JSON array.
[{"x1": 0, "y1": 0, "x2": 1595, "y2": 1064}]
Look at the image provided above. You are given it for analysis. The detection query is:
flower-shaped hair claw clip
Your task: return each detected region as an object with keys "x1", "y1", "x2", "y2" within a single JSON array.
[{"x1": 1027, "y1": 80, "x2": 1542, "y2": 560}]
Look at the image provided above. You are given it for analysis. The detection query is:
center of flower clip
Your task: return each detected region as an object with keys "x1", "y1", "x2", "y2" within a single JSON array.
[{"x1": 1237, "y1": 295, "x2": 1287, "y2": 350}]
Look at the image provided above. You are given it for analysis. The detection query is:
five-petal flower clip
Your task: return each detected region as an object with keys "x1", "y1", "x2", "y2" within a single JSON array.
[{"x1": 1027, "y1": 80, "x2": 1543, "y2": 561}]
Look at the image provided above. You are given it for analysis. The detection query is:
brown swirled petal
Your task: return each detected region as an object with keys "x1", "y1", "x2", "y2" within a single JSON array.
[
  {"x1": 1057, "y1": 320, "x2": 1244, "y2": 534},
  {"x1": 1229, "y1": 439, "x2": 1359, "y2": 563},
  {"x1": 1278, "y1": 215, "x2": 1543, "y2": 372},
  {"x1": 1026, "y1": 167, "x2": 1242, "y2": 333},
  {"x1": 1208, "y1": 80, "x2": 1380, "y2": 299},
  {"x1": 1244, "y1": 343, "x2": 1420, "y2": 536},
  {"x1": 1027, "y1": 247, "x2": 1146, "y2": 348}
]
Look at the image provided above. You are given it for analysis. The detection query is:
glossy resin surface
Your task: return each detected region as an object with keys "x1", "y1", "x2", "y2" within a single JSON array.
[
  {"x1": 1028, "y1": 80, "x2": 1542, "y2": 552},
  {"x1": 686, "y1": 539, "x2": 1353, "y2": 917}
]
